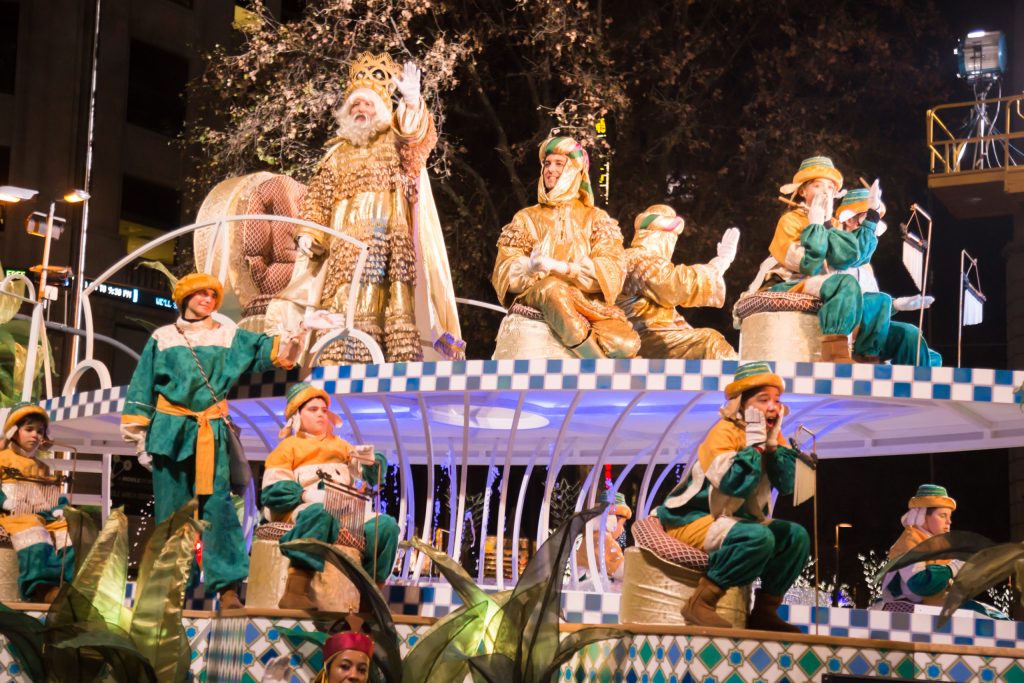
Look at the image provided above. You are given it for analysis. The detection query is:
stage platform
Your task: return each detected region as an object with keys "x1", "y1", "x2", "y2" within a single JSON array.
[{"x1": 1, "y1": 600, "x2": 1021, "y2": 682}]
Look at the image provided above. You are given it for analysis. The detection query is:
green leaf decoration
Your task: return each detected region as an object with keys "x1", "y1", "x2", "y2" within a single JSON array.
[
  {"x1": 50, "y1": 622, "x2": 157, "y2": 683},
  {"x1": 941, "y1": 543, "x2": 1024, "y2": 624},
  {"x1": 279, "y1": 539, "x2": 401, "y2": 683},
  {"x1": 61, "y1": 505, "x2": 99, "y2": 578},
  {"x1": 129, "y1": 504, "x2": 204, "y2": 682},
  {"x1": 402, "y1": 538, "x2": 492, "y2": 610},
  {"x1": 0, "y1": 603, "x2": 45, "y2": 681},
  {"x1": 402, "y1": 601, "x2": 488, "y2": 683}
]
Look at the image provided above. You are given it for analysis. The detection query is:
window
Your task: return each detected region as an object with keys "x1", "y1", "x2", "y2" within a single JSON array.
[
  {"x1": 121, "y1": 175, "x2": 182, "y2": 230},
  {"x1": 126, "y1": 40, "x2": 189, "y2": 137},
  {"x1": 0, "y1": 2, "x2": 18, "y2": 94}
]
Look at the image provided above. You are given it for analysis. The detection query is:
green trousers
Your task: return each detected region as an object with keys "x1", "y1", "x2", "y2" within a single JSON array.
[
  {"x1": 706, "y1": 519, "x2": 809, "y2": 595},
  {"x1": 854, "y1": 293, "x2": 941, "y2": 366},
  {"x1": 280, "y1": 503, "x2": 400, "y2": 583},
  {"x1": 16, "y1": 540, "x2": 74, "y2": 598},
  {"x1": 152, "y1": 453, "x2": 248, "y2": 594}
]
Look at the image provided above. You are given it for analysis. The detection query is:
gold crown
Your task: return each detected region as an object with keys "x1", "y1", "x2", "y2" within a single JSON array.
[{"x1": 345, "y1": 52, "x2": 399, "y2": 101}]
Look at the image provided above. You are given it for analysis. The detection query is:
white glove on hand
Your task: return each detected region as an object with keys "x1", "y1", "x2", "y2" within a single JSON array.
[
  {"x1": 296, "y1": 234, "x2": 315, "y2": 258},
  {"x1": 709, "y1": 227, "x2": 740, "y2": 272},
  {"x1": 893, "y1": 295, "x2": 935, "y2": 312},
  {"x1": 1, "y1": 498, "x2": 14, "y2": 513},
  {"x1": 529, "y1": 247, "x2": 565, "y2": 276},
  {"x1": 137, "y1": 451, "x2": 153, "y2": 472},
  {"x1": 394, "y1": 62, "x2": 422, "y2": 106},
  {"x1": 302, "y1": 487, "x2": 326, "y2": 505},
  {"x1": 867, "y1": 178, "x2": 882, "y2": 211},
  {"x1": 874, "y1": 220, "x2": 887, "y2": 237},
  {"x1": 744, "y1": 407, "x2": 768, "y2": 448},
  {"x1": 51, "y1": 508, "x2": 64, "y2": 520},
  {"x1": 806, "y1": 190, "x2": 832, "y2": 226},
  {"x1": 261, "y1": 654, "x2": 293, "y2": 683}
]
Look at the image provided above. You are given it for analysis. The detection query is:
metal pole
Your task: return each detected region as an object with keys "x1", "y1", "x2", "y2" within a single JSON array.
[
  {"x1": 70, "y1": 0, "x2": 101, "y2": 368},
  {"x1": 21, "y1": 202, "x2": 56, "y2": 400},
  {"x1": 833, "y1": 524, "x2": 840, "y2": 608},
  {"x1": 958, "y1": 251, "x2": 966, "y2": 368}
]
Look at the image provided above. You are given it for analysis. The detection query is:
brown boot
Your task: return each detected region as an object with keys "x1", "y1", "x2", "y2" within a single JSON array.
[
  {"x1": 31, "y1": 584, "x2": 60, "y2": 604},
  {"x1": 218, "y1": 584, "x2": 245, "y2": 612},
  {"x1": 278, "y1": 567, "x2": 317, "y2": 611},
  {"x1": 852, "y1": 354, "x2": 881, "y2": 364},
  {"x1": 569, "y1": 330, "x2": 607, "y2": 359},
  {"x1": 681, "y1": 576, "x2": 732, "y2": 628},
  {"x1": 746, "y1": 589, "x2": 801, "y2": 633},
  {"x1": 819, "y1": 334, "x2": 852, "y2": 363}
]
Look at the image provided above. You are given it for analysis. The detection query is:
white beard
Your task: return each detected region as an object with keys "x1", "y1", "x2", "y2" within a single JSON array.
[{"x1": 333, "y1": 111, "x2": 389, "y2": 147}]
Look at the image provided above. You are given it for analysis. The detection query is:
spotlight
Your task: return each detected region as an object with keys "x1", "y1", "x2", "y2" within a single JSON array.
[
  {"x1": 0, "y1": 185, "x2": 39, "y2": 203},
  {"x1": 955, "y1": 30, "x2": 1006, "y2": 81}
]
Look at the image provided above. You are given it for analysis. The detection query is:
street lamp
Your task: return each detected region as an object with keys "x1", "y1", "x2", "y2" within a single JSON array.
[
  {"x1": 833, "y1": 522, "x2": 853, "y2": 607},
  {"x1": 0, "y1": 186, "x2": 89, "y2": 400}
]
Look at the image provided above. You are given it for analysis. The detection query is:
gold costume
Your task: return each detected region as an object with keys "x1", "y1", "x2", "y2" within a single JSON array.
[
  {"x1": 618, "y1": 206, "x2": 737, "y2": 360},
  {"x1": 299, "y1": 53, "x2": 463, "y2": 363},
  {"x1": 491, "y1": 137, "x2": 639, "y2": 358}
]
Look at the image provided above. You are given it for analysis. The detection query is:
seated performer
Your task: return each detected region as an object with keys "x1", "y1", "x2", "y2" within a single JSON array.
[
  {"x1": 748, "y1": 156, "x2": 887, "y2": 362},
  {"x1": 262, "y1": 382, "x2": 399, "y2": 610},
  {"x1": 832, "y1": 189, "x2": 941, "y2": 366},
  {"x1": 618, "y1": 204, "x2": 739, "y2": 359},
  {"x1": 491, "y1": 136, "x2": 640, "y2": 359},
  {"x1": 0, "y1": 402, "x2": 72, "y2": 602},
  {"x1": 576, "y1": 490, "x2": 632, "y2": 580},
  {"x1": 121, "y1": 273, "x2": 304, "y2": 610},
  {"x1": 881, "y1": 484, "x2": 959, "y2": 606},
  {"x1": 656, "y1": 362, "x2": 809, "y2": 631}
]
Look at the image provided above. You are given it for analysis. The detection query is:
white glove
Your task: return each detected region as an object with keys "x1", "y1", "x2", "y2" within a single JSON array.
[
  {"x1": 137, "y1": 451, "x2": 153, "y2": 472},
  {"x1": 296, "y1": 234, "x2": 315, "y2": 258},
  {"x1": 874, "y1": 220, "x2": 887, "y2": 237},
  {"x1": 948, "y1": 559, "x2": 965, "y2": 576},
  {"x1": 51, "y1": 508, "x2": 64, "y2": 520},
  {"x1": 302, "y1": 487, "x2": 326, "y2": 505},
  {"x1": 605, "y1": 513, "x2": 619, "y2": 534},
  {"x1": 529, "y1": 247, "x2": 565, "y2": 276},
  {"x1": 893, "y1": 295, "x2": 935, "y2": 312},
  {"x1": 261, "y1": 654, "x2": 293, "y2": 683},
  {"x1": 394, "y1": 62, "x2": 421, "y2": 106},
  {"x1": 708, "y1": 227, "x2": 740, "y2": 272},
  {"x1": 1, "y1": 498, "x2": 14, "y2": 513},
  {"x1": 744, "y1": 407, "x2": 768, "y2": 448},
  {"x1": 867, "y1": 178, "x2": 882, "y2": 211},
  {"x1": 806, "y1": 190, "x2": 832, "y2": 226},
  {"x1": 766, "y1": 410, "x2": 784, "y2": 449}
]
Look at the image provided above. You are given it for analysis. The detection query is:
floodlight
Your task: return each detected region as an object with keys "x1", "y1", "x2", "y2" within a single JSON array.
[
  {"x1": 25, "y1": 211, "x2": 65, "y2": 240},
  {"x1": 0, "y1": 185, "x2": 39, "y2": 203},
  {"x1": 63, "y1": 189, "x2": 90, "y2": 203},
  {"x1": 955, "y1": 30, "x2": 1006, "y2": 81}
]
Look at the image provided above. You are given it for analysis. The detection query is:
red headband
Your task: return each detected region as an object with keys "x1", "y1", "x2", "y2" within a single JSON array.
[{"x1": 323, "y1": 631, "x2": 374, "y2": 664}]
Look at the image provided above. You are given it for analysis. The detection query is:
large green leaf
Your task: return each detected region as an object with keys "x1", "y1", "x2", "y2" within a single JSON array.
[
  {"x1": 873, "y1": 531, "x2": 994, "y2": 583},
  {"x1": 0, "y1": 604, "x2": 45, "y2": 682},
  {"x1": 61, "y1": 505, "x2": 99, "y2": 578},
  {"x1": 540, "y1": 627, "x2": 626, "y2": 681},
  {"x1": 50, "y1": 622, "x2": 156, "y2": 683},
  {"x1": 280, "y1": 539, "x2": 401, "y2": 683},
  {"x1": 466, "y1": 653, "x2": 516, "y2": 683},
  {"x1": 129, "y1": 508, "x2": 203, "y2": 683},
  {"x1": 402, "y1": 601, "x2": 487, "y2": 683},
  {"x1": 48, "y1": 508, "x2": 129, "y2": 630},
  {"x1": 941, "y1": 543, "x2": 1024, "y2": 623}
]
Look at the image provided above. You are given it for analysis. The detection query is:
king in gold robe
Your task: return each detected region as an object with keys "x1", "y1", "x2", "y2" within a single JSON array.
[
  {"x1": 491, "y1": 136, "x2": 639, "y2": 359},
  {"x1": 618, "y1": 204, "x2": 739, "y2": 360},
  {"x1": 298, "y1": 54, "x2": 463, "y2": 363}
]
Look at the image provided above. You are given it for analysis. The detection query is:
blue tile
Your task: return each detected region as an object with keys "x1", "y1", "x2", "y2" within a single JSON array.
[
  {"x1": 995, "y1": 369, "x2": 1014, "y2": 385},
  {"x1": 847, "y1": 654, "x2": 871, "y2": 677},
  {"x1": 911, "y1": 633, "x2": 931, "y2": 642},
  {"x1": 954, "y1": 636, "x2": 974, "y2": 645},
  {"x1": 913, "y1": 366, "x2": 932, "y2": 381},
  {"x1": 514, "y1": 359, "x2": 529, "y2": 374},
  {"x1": 393, "y1": 364, "x2": 406, "y2": 376},
  {"x1": 748, "y1": 646, "x2": 771, "y2": 673},
  {"x1": 585, "y1": 593, "x2": 602, "y2": 610},
  {"x1": 436, "y1": 377, "x2": 449, "y2": 391},
  {"x1": 890, "y1": 612, "x2": 910, "y2": 630},
  {"x1": 529, "y1": 375, "x2": 545, "y2": 389},
  {"x1": 795, "y1": 362, "x2": 814, "y2": 377},
  {"x1": 562, "y1": 375, "x2": 578, "y2": 389},
  {"x1": 580, "y1": 358, "x2": 597, "y2": 373},
  {"x1": 666, "y1": 376, "x2": 681, "y2": 390},
  {"x1": 701, "y1": 376, "x2": 718, "y2": 391},
  {"x1": 873, "y1": 364, "x2": 893, "y2": 379},
  {"x1": 948, "y1": 662, "x2": 973, "y2": 683},
  {"x1": 245, "y1": 623, "x2": 260, "y2": 644},
  {"x1": 973, "y1": 386, "x2": 993, "y2": 402},
  {"x1": 596, "y1": 375, "x2": 613, "y2": 389},
  {"x1": 996, "y1": 639, "x2": 1018, "y2": 648},
  {"x1": 953, "y1": 367, "x2": 972, "y2": 383},
  {"x1": 829, "y1": 627, "x2": 848, "y2": 637},
  {"x1": 547, "y1": 359, "x2": 563, "y2": 373},
  {"x1": 365, "y1": 364, "x2": 379, "y2": 377},
  {"x1": 351, "y1": 379, "x2": 363, "y2": 392},
  {"x1": 934, "y1": 617, "x2": 952, "y2": 634},
  {"x1": 893, "y1": 382, "x2": 911, "y2": 398},
  {"x1": 850, "y1": 609, "x2": 868, "y2": 627},
  {"x1": 497, "y1": 376, "x2": 511, "y2": 389},
  {"x1": 853, "y1": 380, "x2": 872, "y2": 395},
  {"x1": 467, "y1": 375, "x2": 480, "y2": 390},
  {"x1": 814, "y1": 379, "x2": 832, "y2": 394},
  {"x1": 834, "y1": 363, "x2": 852, "y2": 378},
  {"x1": 975, "y1": 619, "x2": 995, "y2": 637},
  {"x1": 685, "y1": 359, "x2": 701, "y2": 374},
  {"x1": 932, "y1": 383, "x2": 951, "y2": 399},
  {"x1": 870, "y1": 630, "x2": 891, "y2": 639}
]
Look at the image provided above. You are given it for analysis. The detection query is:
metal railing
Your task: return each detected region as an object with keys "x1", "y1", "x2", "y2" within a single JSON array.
[{"x1": 927, "y1": 92, "x2": 1024, "y2": 174}]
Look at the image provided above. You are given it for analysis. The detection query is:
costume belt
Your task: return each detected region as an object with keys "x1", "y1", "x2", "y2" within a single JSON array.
[{"x1": 155, "y1": 396, "x2": 229, "y2": 496}]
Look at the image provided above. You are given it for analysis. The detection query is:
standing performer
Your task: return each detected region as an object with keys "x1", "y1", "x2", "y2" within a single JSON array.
[
  {"x1": 297, "y1": 52, "x2": 463, "y2": 363},
  {"x1": 0, "y1": 403, "x2": 72, "y2": 602},
  {"x1": 747, "y1": 157, "x2": 887, "y2": 362},
  {"x1": 831, "y1": 189, "x2": 941, "y2": 366},
  {"x1": 492, "y1": 136, "x2": 640, "y2": 358},
  {"x1": 618, "y1": 204, "x2": 740, "y2": 359},
  {"x1": 881, "y1": 484, "x2": 959, "y2": 606},
  {"x1": 262, "y1": 382, "x2": 399, "y2": 610},
  {"x1": 120, "y1": 273, "x2": 304, "y2": 610},
  {"x1": 656, "y1": 362, "x2": 809, "y2": 632}
]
